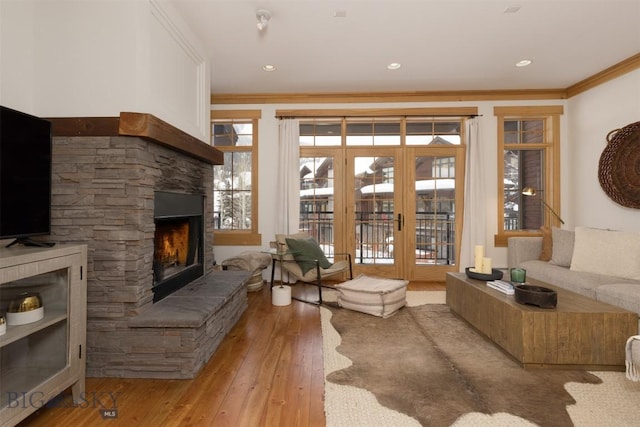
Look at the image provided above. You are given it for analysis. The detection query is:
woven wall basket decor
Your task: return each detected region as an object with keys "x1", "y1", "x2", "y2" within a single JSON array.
[{"x1": 598, "y1": 120, "x2": 640, "y2": 209}]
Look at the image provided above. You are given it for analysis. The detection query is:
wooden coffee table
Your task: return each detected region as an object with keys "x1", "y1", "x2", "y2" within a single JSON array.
[{"x1": 446, "y1": 272, "x2": 638, "y2": 370}]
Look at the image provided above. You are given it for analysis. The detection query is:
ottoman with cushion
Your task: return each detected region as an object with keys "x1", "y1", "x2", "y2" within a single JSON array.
[{"x1": 335, "y1": 275, "x2": 408, "y2": 318}]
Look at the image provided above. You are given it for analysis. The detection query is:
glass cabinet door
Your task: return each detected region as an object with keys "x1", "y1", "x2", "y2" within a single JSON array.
[{"x1": 1, "y1": 267, "x2": 70, "y2": 411}]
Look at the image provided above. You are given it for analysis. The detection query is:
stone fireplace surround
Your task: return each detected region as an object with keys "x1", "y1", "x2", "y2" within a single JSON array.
[{"x1": 48, "y1": 113, "x2": 250, "y2": 379}]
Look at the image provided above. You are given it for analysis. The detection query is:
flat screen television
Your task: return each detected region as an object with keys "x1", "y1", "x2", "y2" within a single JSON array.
[{"x1": 0, "y1": 105, "x2": 54, "y2": 247}]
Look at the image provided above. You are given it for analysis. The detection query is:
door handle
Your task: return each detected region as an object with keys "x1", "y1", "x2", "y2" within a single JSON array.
[{"x1": 397, "y1": 213, "x2": 403, "y2": 231}]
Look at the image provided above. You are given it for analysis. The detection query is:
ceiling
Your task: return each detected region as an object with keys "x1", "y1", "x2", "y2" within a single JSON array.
[{"x1": 169, "y1": 0, "x2": 640, "y2": 96}]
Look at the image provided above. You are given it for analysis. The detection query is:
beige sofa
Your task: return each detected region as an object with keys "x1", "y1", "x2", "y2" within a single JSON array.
[{"x1": 508, "y1": 226, "x2": 640, "y2": 317}]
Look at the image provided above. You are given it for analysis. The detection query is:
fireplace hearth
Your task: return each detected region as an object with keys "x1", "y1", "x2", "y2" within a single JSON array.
[{"x1": 152, "y1": 191, "x2": 205, "y2": 302}]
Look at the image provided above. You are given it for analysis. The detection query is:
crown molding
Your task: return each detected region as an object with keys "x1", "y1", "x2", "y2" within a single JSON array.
[
  {"x1": 565, "y1": 52, "x2": 640, "y2": 98},
  {"x1": 211, "y1": 89, "x2": 566, "y2": 105}
]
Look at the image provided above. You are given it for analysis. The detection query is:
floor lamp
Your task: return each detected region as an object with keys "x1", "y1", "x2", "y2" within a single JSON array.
[{"x1": 522, "y1": 186, "x2": 565, "y2": 225}]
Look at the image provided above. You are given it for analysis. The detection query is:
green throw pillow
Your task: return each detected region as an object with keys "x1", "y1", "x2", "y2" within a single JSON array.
[{"x1": 285, "y1": 237, "x2": 333, "y2": 275}]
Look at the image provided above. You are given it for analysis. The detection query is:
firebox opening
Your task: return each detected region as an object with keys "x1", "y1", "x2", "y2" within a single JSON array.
[
  {"x1": 152, "y1": 191, "x2": 205, "y2": 303},
  {"x1": 154, "y1": 219, "x2": 193, "y2": 282}
]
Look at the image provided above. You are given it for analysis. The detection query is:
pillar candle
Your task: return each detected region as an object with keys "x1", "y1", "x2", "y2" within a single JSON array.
[
  {"x1": 482, "y1": 257, "x2": 492, "y2": 274},
  {"x1": 474, "y1": 245, "x2": 484, "y2": 272}
]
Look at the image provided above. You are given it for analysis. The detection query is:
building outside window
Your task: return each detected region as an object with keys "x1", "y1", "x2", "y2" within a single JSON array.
[{"x1": 494, "y1": 106, "x2": 563, "y2": 246}]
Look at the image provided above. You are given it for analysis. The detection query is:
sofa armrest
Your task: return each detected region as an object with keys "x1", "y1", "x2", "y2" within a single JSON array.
[{"x1": 507, "y1": 236, "x2": 543, "y2": 268}]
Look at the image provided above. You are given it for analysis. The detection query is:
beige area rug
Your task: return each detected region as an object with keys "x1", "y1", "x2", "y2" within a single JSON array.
[{"x1": 321, "y1": 290, "x2": 640, "y2": 426}]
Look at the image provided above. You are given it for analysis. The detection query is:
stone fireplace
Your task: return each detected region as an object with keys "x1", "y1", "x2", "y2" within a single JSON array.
[{"x1": 47, "y1": 113, "x2": 248, "y2": 378}]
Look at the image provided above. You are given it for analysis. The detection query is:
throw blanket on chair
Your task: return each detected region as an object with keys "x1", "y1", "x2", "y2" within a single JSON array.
[{"x1": 625, "y1": 335, "x2": 640, "y2": 381}]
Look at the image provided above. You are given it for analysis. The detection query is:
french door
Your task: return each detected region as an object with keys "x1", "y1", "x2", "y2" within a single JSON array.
[
  {"x1": 344, "y1": 147, "x2": 463, "y2": 281},
  {"x1": 298, "y1": 115, "x2": 466, "y2": 282},
  {"x1": 346, "y1": 148, "x2": 403, "y2": 278},
  {"x1": 404, "y1": 147, "x2": 464, "y2": 282}
]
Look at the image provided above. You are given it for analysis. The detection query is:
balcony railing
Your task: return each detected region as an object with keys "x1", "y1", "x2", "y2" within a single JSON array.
[{"x1": 299, "y1": 211, "x2": 456, "y2": 265}]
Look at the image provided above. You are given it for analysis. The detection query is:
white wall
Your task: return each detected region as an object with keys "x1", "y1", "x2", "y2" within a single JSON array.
[
  {"x1": 566, "y1": 69, "x2": 640, "y2": 232},
  {"x1": 0, "y1": 0, "x2": 37, "y2": 113},
  {"x1": 0, "y1": 0, "x2": 210, "y2": 142}
]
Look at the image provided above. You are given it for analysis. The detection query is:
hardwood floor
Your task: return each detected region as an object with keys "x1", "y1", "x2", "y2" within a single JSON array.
[{"x1": 18, "y1": 281, "x2": 443, "y2": 427}]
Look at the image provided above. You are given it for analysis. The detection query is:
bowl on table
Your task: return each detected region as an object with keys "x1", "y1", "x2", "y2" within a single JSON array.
[{"x1": 465, "y1": 267, "x2": 504, "y2": 281}]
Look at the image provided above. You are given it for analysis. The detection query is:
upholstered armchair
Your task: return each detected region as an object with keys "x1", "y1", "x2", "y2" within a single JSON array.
[{"x1": 270, "y1": 232, "x2": 353, "y2": 304}]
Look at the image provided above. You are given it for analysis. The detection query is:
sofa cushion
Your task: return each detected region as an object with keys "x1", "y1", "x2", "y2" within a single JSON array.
[
  {"x1": 596, "y1": 284, "x2": 640, "y2": 316},
  {"x1": 519, "y1": 260, "x2": 601, "y2": 299},
  {"x1": 570, "y1": 226, "x2": 640, "y2": 280},
  {"x1": 507, "y1": 236, "x2": 542, "y2": 268},
  {"x1": 549, "y1": 227, "x2": 574, "y2": 267}
]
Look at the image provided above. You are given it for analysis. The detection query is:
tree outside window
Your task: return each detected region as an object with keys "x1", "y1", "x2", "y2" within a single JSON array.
[{"x1": 211, "y1": 110, "x2": 261, "y2": 245}]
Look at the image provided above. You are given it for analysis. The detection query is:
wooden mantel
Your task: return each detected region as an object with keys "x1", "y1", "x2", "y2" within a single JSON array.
[{"x1": 49, "y1": 112, "x2": 223, "y2": 165}]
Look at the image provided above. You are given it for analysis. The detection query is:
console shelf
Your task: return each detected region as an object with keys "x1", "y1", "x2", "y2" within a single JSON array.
[
  {"x1": 0, "y1": 244, "x2": 87, "y2": 427},
  {"x1": 0, "y1": 309, "x2": 67, "y2": 347}
]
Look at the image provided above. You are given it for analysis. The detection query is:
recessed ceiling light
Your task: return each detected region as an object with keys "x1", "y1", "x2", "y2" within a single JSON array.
[
  {"x1": 262, "y1": 64, "x2": 276, "y2": 72},
  {"x1": 333, "y1": 9, "x2": 347, "y2": 18},
  {"x1": 387, "y1": 62, "x2": 401, "y2": 70},
  {"x1": 515, "y1": 59, "x2": 532, "y2": 67}
]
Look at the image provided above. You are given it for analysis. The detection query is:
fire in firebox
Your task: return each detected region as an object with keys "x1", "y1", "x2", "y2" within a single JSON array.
[{"x1": 153, "y1": 221, "x2": 190, "y2": 281}]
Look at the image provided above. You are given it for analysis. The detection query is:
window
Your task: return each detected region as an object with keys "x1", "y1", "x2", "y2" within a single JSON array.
[
  {"x1": 494, "y1": 106, "x2": 563, "y2": 247},
  {"x1": 299, "y1": 155, "x2": 338, "y2": 254},
  {"x1": 406, "y1": 118, "x2": 462, "y2": 146},
  {"x1": 299, "y1": 119, "x2": 342, "y2": 146},
  {"x1": 346, "y1": 118, "x2": 401, "y2": 146},
  {"x1": 211, "y1": 110, "x2": 262, "y2": 245}
]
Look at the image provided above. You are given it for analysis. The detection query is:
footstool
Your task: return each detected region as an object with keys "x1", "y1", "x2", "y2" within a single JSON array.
[
  {"x1": 221, "y1": 251, "x2": 271, "y2": 292},
  {"x1": 335, "y1": 275, "x2": 408, "y2": 318}
]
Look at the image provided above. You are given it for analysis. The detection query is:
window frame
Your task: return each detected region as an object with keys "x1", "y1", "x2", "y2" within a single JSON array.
[
  {"x1": 211, "y1": 110, "x2": 262, "y2": 245},
  {"x1": 494, "y1": 105, "x2": 563, "y2": 247}
]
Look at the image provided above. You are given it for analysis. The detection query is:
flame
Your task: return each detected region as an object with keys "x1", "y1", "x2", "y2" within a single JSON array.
[{"x1": 155, "y1": 222, "x2": 189, "y2": 267}]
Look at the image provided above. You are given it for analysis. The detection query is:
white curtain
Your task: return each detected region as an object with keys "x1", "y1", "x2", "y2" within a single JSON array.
[
  {"x1": 275, "y1": 118, "x2": 300, "y2": 234},
  {"x1": 459, "y1": 117, "x2": 486, "y2": 271}
]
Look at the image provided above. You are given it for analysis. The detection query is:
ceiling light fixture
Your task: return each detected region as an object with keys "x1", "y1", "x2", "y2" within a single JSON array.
[
  {"x1": 333, "y1": 9, "x2": 347, "y2": 18},
  {"x1": 515, "y1": 59, "x2": 532, "y2": 67},
  {"x1": 262, "y1": 64, "x2": 276, "y2": 72},
  {"x1": 256, "y1": 9, "x2": 271, "y2": 31},
  {"x1": 387, "y1": 62, "x2": 401, "y2": 70}
]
